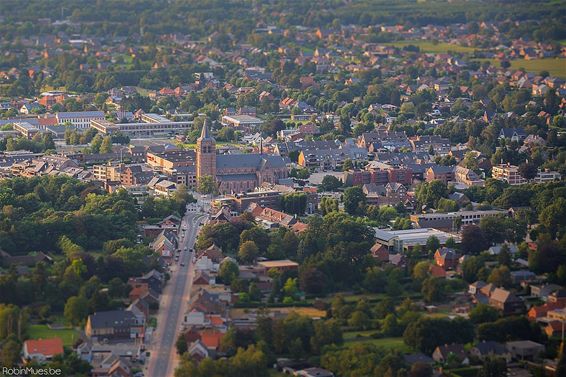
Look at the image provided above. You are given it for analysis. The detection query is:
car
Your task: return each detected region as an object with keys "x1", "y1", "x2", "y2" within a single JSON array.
[{"x1": 180, "y1": 263, "x2": 185, "y2": 267}]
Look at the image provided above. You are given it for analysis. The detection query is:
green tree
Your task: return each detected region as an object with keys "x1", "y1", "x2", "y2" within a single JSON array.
[
  {"x1": 218, "y1": 260, "x2": 239, "y2": 285},
  {"x1": 99, "y1": 136, "x2": 113, "y2": 154},
  {"x1": 415, "y1": 180, "x2": 448, "y2": 208},
  {"x1": 478, "y1": 357, "x2": 507, "y2": 377},
  {"x1": 197, "y1": 175, "x2": 219, "y2": 195},
  {"x1": 497, "y1": 244, "x2": 512, "y2": 267},
  {"x1": 421, "y1": 277, "x2": 445, "y2": 303},
  {"x1": 320, "y1": 175, "x2": 342, "y2": 192},
  {"x1": 488, "y1": 266, "x2": 512, "y2": 288},
  {"x1": 176, "y1": 334, "x2": 188, "y2": 355},
  {"x1": 425, "y1": 236, "x2": 440, "y2": 253},
  {"x1": 238, "y1": 241, "x2": 259, "y2": 264},
  {"x1": 469, "y1": 304, "x2": 500, "y2": 324},
  {"x1": 348, "y1": 311, "x2": 371, "y2": 330},
  {"x1": 64, "y1": 296, "x2": 89, "y2": 325},
  {"x1": 343, "y1": 186, "x2": 366, "y2": 216},
  {"x1": 320, "y1": 197, "x2": 339, "y2": 215},
  {"x1": 342, "y1": 159, "x2": 354, "y2": 171},
  {"x1": 281, "y1": 192, "x2": 307, "y2": 215}
]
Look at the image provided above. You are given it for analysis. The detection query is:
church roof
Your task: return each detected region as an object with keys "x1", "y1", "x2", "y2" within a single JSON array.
[
  {"x1": 216, "y1": 154, "x2": 286, "y2": 169},
  {"x1": 199, "y1": 119, "x2": 213, "y2": 141}
]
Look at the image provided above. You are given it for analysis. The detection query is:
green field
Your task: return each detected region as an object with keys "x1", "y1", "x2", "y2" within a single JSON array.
[
  {"x1": 382, "y1": 40, "x2": 478, "y2": 54},
  {"x1": 477, "y1": 58, "x2": 566, "y2": 78},
  {"x1": 28, "y1": 325, "x2": 79, "y2": 347},
  {"x1": 343, "y1": 332, "x2": 410, "y2": 352}
]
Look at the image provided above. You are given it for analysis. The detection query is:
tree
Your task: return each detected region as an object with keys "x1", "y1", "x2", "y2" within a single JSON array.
[
  {"x1": 281, "y1": 192, "x2": 307, "y2": 215},
  {"x1": 348, "y1": 310, "x2": 371, "y2": 330},
  {"x1": 342, "y1": 159, "x2": 354, "y2": 171},
  {"x1": 320, "y1": 197, "x2": 339, "y2": 215},
  {"x1": 240, "y1": 227, "x2": 270, "y2": 254},
  {"x1": 238, "y1": 241, "x2": 259, "y2": 264},
  {"x1": 0, "y1": 338, "x2": 20, "y2": 367},
  {"x1": 412, "y1": 261, "x2": 431, "y2": 281},
  {"x1": 488, "y1": 266, "x2": 512, "y2": 288},
  {"x1": 404, "y1": 317, "x2": 474, "y2": 354},
  {"x1": 461, "y1": 225, "x2": 489, "y2": 254},
  {"x1": 64, "y1": 296, "x2": 88, "y2": 325},
  {"x1": 497, "y1": 244, "x2": 511, "y2": 267},
  {"x1": 197, "y1": 175, "x2": 219, "y2": 195},
  {"x1": 176, "y1": 334, "x2": 188, "y2": 355},
  {"x1": 425, "y1": 236, "x2": 440, "y2": 253},
  {"x1": 343, "y1": 186, "x2": 366, "y2": 216},
  {"x1": 436, "y1": 198, "x2": 458, "y2": 212},
  {"x1": 478, "y1": 357, "x2": 507, "y2": 377},
  {"x1": 218, "y1": 259, "x2": 239, "y2": 285},
  {"x1": 99, "y1": 136, "x2": 113, "y2": 154},
  {"x1": 421, "y1": 277, "x2": 445, "y2": 303},
  {"x1": 320, "y1": 175, "x2": 342, "y2": 192},
  {"x1": 518, "y1": 162, "x2": 537, "y2": 180},
  {"x1": 310, "y1": 319, "x2": 343, "y2": 354},
  {"x1": 415, "y1": 180, "x2": 448, "y2": 208},
  {"x1": 470, "y1": 304, "x2": 500, "y2": 324},
  {"x1": 382, "y1": 314, "x2": 401, "y2": 336}
]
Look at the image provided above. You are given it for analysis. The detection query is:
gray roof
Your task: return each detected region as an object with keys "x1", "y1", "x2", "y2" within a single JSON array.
[
  {"x1": 216, "y1": 154, "x2": 286, "y2": 169},
  {"x1": 56, "y1": 111, "x2": 105, "y2": 118},
  {"x1": 199, "y1": 119, "x2": 213, "y2": 141},
  {"x1": 89, "y1": 310, "x2": 137, "y2": 329}
]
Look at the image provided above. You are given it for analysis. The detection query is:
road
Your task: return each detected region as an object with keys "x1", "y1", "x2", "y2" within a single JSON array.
[{"x1": 146, "y1": 207, "x2": 206, "y2": 377}]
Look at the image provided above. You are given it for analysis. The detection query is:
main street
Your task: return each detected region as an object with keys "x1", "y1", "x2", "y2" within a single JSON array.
[{"x1": 146, "y1": 204, "x2": 206, "y2": 377}]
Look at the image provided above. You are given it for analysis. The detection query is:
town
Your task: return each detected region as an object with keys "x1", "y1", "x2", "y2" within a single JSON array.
[{"x1": 0, "y1": 1, "x2": 565, "y2": 377}]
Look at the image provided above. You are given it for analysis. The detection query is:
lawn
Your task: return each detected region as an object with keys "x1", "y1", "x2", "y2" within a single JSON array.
[
  {"x1": 343, "y1": 332, "x2": 410, "y2": 352},
  {"x1": 382, "y1": 40, "x2": 478, "y2": 54},
  {"x1": 28, "y1": 325, "x2": 79, "y2": 347},
  {"x1": 476, "y1": 58, "x2": 566, "y2": 78}
]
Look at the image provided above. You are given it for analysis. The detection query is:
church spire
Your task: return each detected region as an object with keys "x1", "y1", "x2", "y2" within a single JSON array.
[{"x1": 199, "y1": 118, "x2": 213, "y2": 140}]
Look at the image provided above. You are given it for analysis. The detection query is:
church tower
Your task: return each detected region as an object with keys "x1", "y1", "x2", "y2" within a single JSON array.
[{"x1": 196, "y1": 119, "x2": 216, "y2": 180}]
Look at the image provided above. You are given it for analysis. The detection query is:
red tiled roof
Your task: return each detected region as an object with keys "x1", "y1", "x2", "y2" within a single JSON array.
[
  {"x1": 24, "y1": 338, "x2": 64, "y2": 357},
  {"x1": 199, "y1": 331, "x2": 224, "y2": 349}
]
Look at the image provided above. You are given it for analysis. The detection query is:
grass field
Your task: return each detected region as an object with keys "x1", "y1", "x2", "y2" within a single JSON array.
[
  {"x1": 382, "y1": 40, "x2": 478, "y2": 54},
  {"x1": 477, "y1": 58, "x2": 566, "y2": 78},
  {"x1": 28, "y1": 325, "x2": 79, "y2": 347},
  {"x1": 343, "y1": 332, "x2": 410, "y2": 352}
]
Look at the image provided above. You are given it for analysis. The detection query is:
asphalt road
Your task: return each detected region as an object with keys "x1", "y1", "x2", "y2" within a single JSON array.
[{"x1": 146, "y1": 208, "x2": 205, "y2": 377}]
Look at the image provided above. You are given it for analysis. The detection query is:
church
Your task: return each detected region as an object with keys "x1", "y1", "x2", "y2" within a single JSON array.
[{"x1": 196, "y1": 120, "x2": 288, "y2": 194}]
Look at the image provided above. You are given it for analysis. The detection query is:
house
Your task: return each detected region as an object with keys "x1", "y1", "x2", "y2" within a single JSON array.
[
  {"x1": 488, "y1": 288, "x2": 525, "y2": 315},
  {"x1": 91, "y1": 354, "x2": 133, "y2": 377},
  {"x1": 151, "y1": 229, "x2": 178, "y2": 259},
  {"x1": 528, "y1": 301, "x2": 565, "y2": 321},
  {"x1": 22, "y1": 338, "x2": 64, "y2": 363},
  {"x1": 510, "y1": 270, "x2": 536, "y2": 284},
  {"x1": 506, "y1": 340, "x2": 545, "y2": 360},
  {"x1": 469, "y1": 281, "x2": 487, "y2": 295},
  {"x1": 425, "y1": 165, "x2": 455, "y2": 184},
  {"x1": 85, "y1": 310, "x2": 142, "y2": 341},
  {"x1": 470, "y1": 341, "x2": 510, "y2": 362},
  {"x1": 530, "y1": 284, "x2": 562, "y2": 301},
  {"x1": 432, "y1": 344, "x2": 469, "y2": 365},
  {"x1": 499, "y1": 128, "x2": 527, "y2": 142},
  {"x1": 434, "y1": 247, "x2": 459, "y2": 270},
  {"x1": 492, "y1": 164, "x2": 527, "y2": 185}
]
